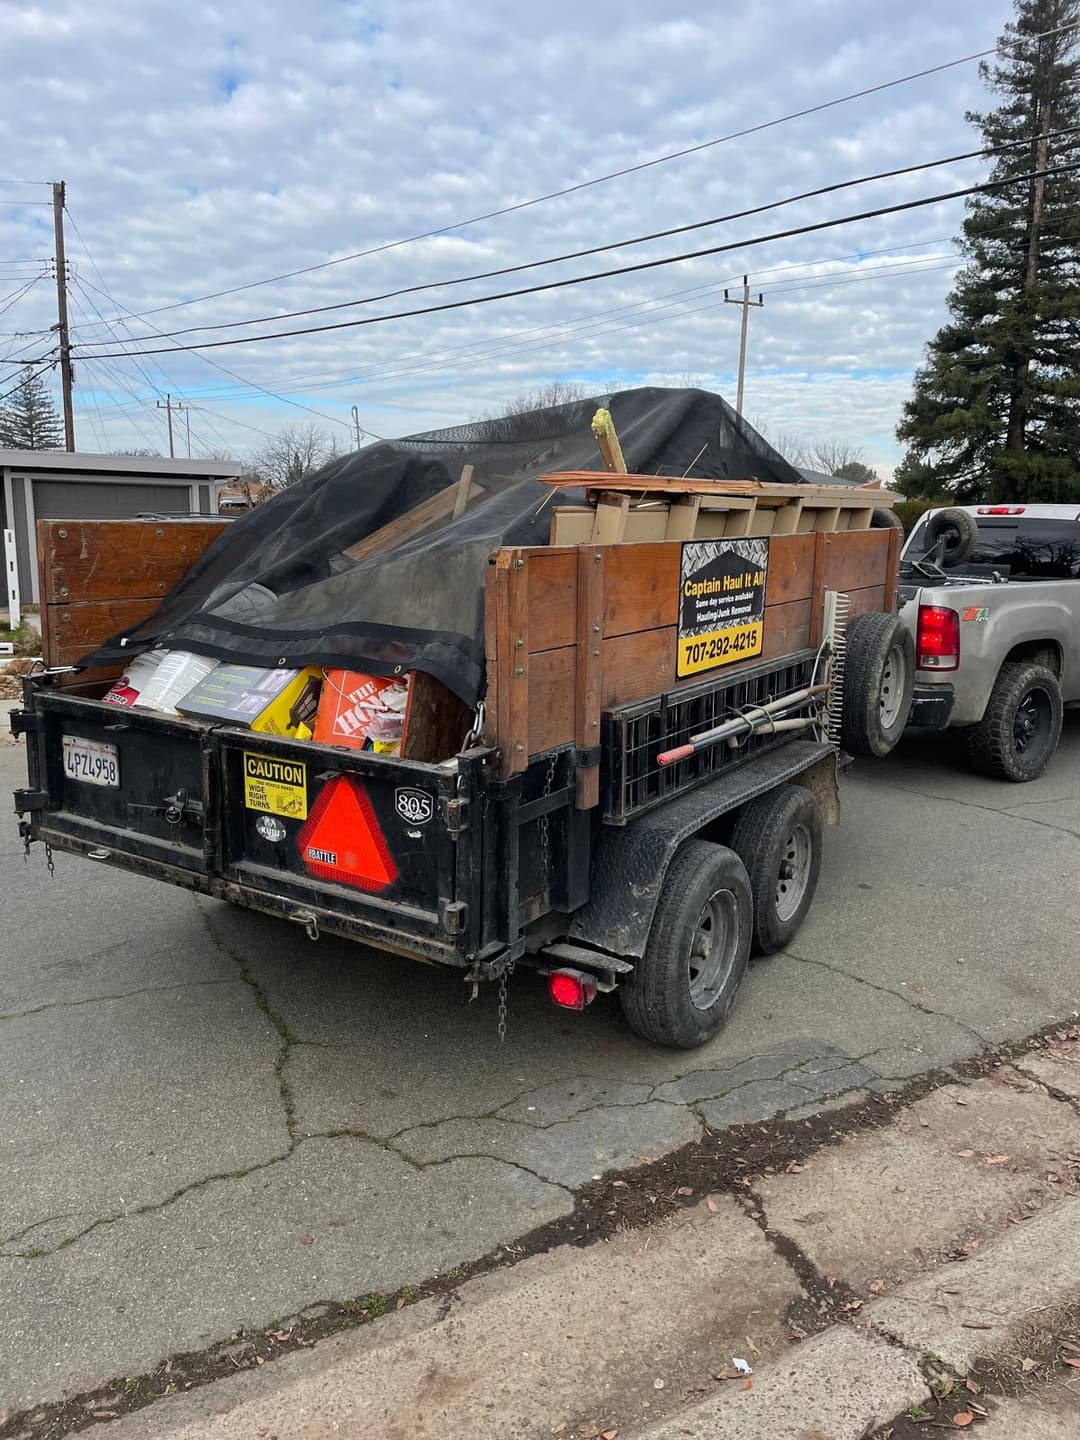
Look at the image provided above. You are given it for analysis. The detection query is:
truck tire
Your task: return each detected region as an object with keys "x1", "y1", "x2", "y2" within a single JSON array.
[
  {"x1": 870, "y1": 507, "x2": 904, "y2": 531},
  {"x1": 840, "y1": 611, "x2": 915, "y2": 758},
  {"x1": 923, "y1": 507, "x2": 979, "y2": 566},
  {"x1": 620, "y1": 840, "x2": 751, "y2": 1049},
  {"x1": 966, "y1": 662, "x2": 1063, "y2": 782},
  {"x1": 730, "y1": 784, "x2": 822, "y2": 955}
]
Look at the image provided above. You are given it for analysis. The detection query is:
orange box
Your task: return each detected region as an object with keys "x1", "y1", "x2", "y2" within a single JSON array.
[{"x1": 313, "y1": 670, "x2": 412, "y2": 754}]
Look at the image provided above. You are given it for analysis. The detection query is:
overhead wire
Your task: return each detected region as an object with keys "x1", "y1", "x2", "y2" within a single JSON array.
[
  {"x1": 73, "y1": 15, "x2": 1080, "y2": 326},
  {"x1": 74, "y1": 159, "x2": 1080, "y2": 360}
]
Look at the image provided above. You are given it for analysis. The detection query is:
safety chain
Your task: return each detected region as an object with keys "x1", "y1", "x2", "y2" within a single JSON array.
[
  {"x1": 497, "y1": 957, "x2": 516, "y2": 1043},
  {"x1": 538, "y1": 751, "x2": 558, "y2": 892},
  {"x1": 45, "y1": 842, "x2": 55, "y2": 878}
]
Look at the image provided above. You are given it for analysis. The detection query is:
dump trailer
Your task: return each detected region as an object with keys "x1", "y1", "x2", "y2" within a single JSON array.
[{"x1": 13, "y1": 470, "x2": 908, "y2": 1048}]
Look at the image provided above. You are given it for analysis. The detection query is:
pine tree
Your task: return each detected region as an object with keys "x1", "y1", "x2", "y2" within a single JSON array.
[
  {"x1": 896, "y1": 0, "x2": 1080, "y2": 502},
  {"x1": 0, "y1": 365, "x2": 65, "y2": 450}
]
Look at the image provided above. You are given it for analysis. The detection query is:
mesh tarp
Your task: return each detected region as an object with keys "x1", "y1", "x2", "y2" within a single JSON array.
[{"x1": 81, "y1": 387, "x2": 802, "y2": 705}]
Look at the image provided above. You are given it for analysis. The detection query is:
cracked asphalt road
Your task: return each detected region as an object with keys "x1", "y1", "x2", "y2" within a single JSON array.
[{"x1": 2, "y1": 715, "x2": 1079, "y2": 1412}]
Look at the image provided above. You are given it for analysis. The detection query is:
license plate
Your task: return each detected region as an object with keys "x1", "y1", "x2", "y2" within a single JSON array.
[{"x1": 63, "y1": 736, "x2": 120, "y2": 787}]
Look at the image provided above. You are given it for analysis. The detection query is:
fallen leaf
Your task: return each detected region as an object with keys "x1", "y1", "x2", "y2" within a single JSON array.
[
  {"x1": 611, "y1": 1179, "x2": 628, "y2": 1188},
  {"x1": 270, "y1": 1330, "x2": 290, "y2": 1341},
  {"x1": 868, "y1": 1279, "x2": 885, "y2": 1293},
  {"x1": 301, "y1": 1234, "x2": 314, "y2": 1247},
  {"x1": 395, "y1": 1298, "x2": 406, "y2": 1310},
  {"x1": 741, "y1": 1378, "x2": 753, "y2": 1392},
  {"x1": 713, "y1": 1368, "x2": 742, "y2": 1381},
  {"x1": 919, "y1": 1117, "x2": 930, "y2": 1127},
  {"x1": 985, "y1": 1155, "x2": 1011, "y2": 1165},
  {"x1": 254, "y1": 1356, "x2": 265, "y2": 1367},
  {"x1": 1021, "y1": 1357, "x2": 1038, "y2": 1373},
  {"x1": 676, "y1": 1186, "x2": 694, "y2": 1197},
  {"x1": 1061, "y1": 1357, "x2": 1080, "y2": 1370},
  {"x1": 951, "y1": 1413, "x2": 974, "y2": 1428},
  {"x1": 965, "y1": 1378, "x2": 982, "y2": 1394},
  {"x1": 601, "y1": 1430, "x2": 618, "y2": 1439},
  {"x1": 843, "y1": 1299, "x2": 864, "y2": 1313},
  {"x1": 706, "y1": 1196, "x2": 720, "y2": 1213},
  {"x1": 956, "y1": 1149, "x2": 976, "y2": 1158},
  {"x1": 552, "y1": 1424, "x2": 567, "y2": 1435}
]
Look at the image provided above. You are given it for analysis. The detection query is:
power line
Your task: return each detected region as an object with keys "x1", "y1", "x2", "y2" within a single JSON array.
[
  {"x1": 73, "y1": 127, "x2": 1080, "y2": 349},
  {"x1": 73, "y1": 17, "x2": 1080, "y2": 329},
  {"x1": 77, "y1": 160, "x2": 1080, "y2": 361}
]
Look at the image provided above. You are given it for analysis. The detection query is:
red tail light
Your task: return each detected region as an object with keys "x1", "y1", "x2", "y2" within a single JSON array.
[
  {"x1": 548, "y1": 970, "x2": 597, "y2": 1010},
  {"x1": 976, "y1": 505, "x2": 1025, "y2": 515},
  {"x1": 916, "y1": 605, "x2": 960, "y2": 670}
]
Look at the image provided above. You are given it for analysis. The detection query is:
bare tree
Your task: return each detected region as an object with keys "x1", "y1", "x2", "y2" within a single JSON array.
[
  {"x1": 493, "y1": 379, "x2": 591, "y2": 417},
  {"x1": 249, "y1": 423, "x2": 342, "y2": 489},
  {"x1": 807, "y1": 441, "x2": 872, "y2": 478},
  {"x1": 751, "y1": 419, "x2": 811, "y2": 468}
]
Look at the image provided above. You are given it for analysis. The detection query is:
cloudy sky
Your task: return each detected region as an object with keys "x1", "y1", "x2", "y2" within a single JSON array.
[{"x1": 0, "y1": 0, "x2": 1015, "y2": 474}]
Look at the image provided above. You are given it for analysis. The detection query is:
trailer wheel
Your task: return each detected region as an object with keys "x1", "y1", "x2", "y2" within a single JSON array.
[
  {"x1": 966, "y1": 662, "x2": 1062, "y2": 782},
  {"x1": 620, "y1": 840, "x2": 751, "y2": 1049},
  {"x1": 840, "y1": 611, "x2": 915, "y2": 758},
  {"x1": 923, "y1": 506, "x2": 979, "y2": 566},
  {"x1": 730, "y1": 784, "x2": 822, "y2": 955}
]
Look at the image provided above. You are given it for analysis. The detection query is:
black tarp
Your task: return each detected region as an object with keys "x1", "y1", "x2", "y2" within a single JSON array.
[{"x1": 81, "y1": 387, "x2": 802, "y2": 706}]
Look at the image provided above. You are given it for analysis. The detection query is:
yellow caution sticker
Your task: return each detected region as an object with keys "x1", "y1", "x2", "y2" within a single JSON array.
[{"x1": 243, "y1": 752, "x2": 308, "y2": 820}]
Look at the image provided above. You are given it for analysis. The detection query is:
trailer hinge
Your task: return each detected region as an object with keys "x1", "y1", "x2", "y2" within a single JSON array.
[
  {"x1": 444, "y1": 796, "x2": 470, "y2": 836},
  {"x1": 13, "y1": 788, "x2": 47, "y2": 815},
  {"x1": 439, "y1": 899, "x2": 468, "y2": 936},
  {"x1": 9, "y1": 709, "x2": 40, "y2": 738}
]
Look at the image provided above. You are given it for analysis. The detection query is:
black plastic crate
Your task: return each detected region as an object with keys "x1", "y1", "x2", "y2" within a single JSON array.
[{"x1": 601, "y1": 649, "x2": 818, "y2": 824}]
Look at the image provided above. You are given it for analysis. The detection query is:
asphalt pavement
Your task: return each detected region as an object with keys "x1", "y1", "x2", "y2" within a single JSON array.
[{"x1": 2, "y1": 712, "x2": 1079, "y2": 1415}]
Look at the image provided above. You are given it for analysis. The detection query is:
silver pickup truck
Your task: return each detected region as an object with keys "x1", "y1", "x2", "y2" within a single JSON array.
[{"x1": 896, "y1": 503, "x2": 1080, "y2": 782}]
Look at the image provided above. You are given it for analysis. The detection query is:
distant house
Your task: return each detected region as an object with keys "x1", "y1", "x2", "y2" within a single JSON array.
[{"x1": 1, "y1": 449, "x2": 243, "y2": 605}]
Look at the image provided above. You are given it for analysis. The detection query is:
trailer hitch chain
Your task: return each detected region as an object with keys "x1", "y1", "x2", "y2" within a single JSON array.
[{"x1": 288, "y1": 909, "x2": 320, "y2": 942}]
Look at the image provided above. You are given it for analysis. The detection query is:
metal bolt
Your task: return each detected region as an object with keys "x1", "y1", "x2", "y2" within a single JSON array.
[
  {"x1": 155, "y1": 527, "x2": 164, "y2": 537},
  {"x1": 59, "y1": 585, "x2": 69, "y2": 598},
  {"x1": 514, "y1": 557, "x2": 525, "y2": 571},
  {"x1": 513, "y1": 665, "x2": 525, "y2": 677},
  {"x1": 514, "y1": 636, "x2": 524, "y2": 649},
  {"x1": 514, "y1": 741, "x2": 525, "y2": 752},
  {"x1": 62, "y1": 611, "x2": 70, "y2": 622},
  {"x1": 57, "y1": 527, "x2": 67, "y2": 539},
  {"x1": 591, "y1": 719, "x2": 598, "y2": 728},
  {"x1": 592, "y1": 624, "x2": 600, "y2": 634},
  {"x1": 593, "y1": 552, "x2": 602, "y2": 562},
  {"x1": 592, "y1": 648, "x2": 600, "y2": 657}
]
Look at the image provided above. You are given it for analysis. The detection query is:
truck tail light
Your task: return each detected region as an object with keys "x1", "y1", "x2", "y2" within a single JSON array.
[
  {"x1": 548, "y1": 969, "x2": 598, "y2": 1010},
  {"x1": 916, "y1": 605, "x2": 960, "y2": 670},
  {"x1": 976, "y1": 505, "x2": 1025, "y2": 515}
]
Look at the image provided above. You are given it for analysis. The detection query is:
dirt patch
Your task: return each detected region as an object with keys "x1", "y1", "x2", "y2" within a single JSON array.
[{"x1": 3, "y1": 1022, "x2": 1077, "y2": 1440}]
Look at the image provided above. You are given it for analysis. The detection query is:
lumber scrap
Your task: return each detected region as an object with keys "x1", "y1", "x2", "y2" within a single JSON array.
[{"x1": 343, "y1": 476, "x2": 483, "y2": 562}]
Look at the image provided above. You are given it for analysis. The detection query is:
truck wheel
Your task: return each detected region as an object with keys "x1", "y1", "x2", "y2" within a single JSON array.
[
  {"x1": 730, "y1": 785, "x2": 822, "y2": 955},
  {"x1": 620, "y1": 840, "x2": 751, "y2": 1049},
  {"x1": 967, "y1": 662, "x2": 1063, "y2": 782},
  {"x1": 924, "y1": 507, "x2": 979, "y2": 566},
  {"x1": 870, "y1": 507, "x2": 904, "y2": 531},
  {"x1": 840, "y1": 611, "x2": 915, "y2": 758}
]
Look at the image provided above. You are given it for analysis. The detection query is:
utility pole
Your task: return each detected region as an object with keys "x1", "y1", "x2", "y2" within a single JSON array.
[
  {"x1": 156, "y1": 393, "x2": 184, "y2": 458},
  {"x1": 350, "y1": 404, "x2": 363, "y2": 450},
  {"x1": 184, "y1": 406, "x2": 191, "y2": 459},
  {"x1": 723, "y1": 275, "x2": 764, "y2": 416},
  {"x1": 51, "y1": 181, "x2": 75, "y2": 451}
]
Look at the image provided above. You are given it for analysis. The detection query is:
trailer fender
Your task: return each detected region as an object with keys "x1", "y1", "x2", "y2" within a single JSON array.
[{"x1": 569, "y1": 739, "x2": 837, "y2": 958}]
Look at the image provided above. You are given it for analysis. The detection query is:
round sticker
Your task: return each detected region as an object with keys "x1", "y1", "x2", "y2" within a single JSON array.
[{"x1": 255, "y1": 814, "x2": 287, "y2": 843}]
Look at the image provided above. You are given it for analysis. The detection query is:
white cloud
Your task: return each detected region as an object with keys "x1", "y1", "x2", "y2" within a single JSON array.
[{"x1": 0, "y1": 0, "x2": 1003, "y2": 465}]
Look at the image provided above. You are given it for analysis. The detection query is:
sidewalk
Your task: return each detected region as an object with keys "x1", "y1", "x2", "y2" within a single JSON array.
[{"x1": 75, "y1": 1030, "x2": 1080, "y2": 1440}]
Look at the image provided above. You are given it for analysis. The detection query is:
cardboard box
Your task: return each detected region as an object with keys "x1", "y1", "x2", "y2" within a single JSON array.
[
  {"x1": 177, "y1": 664, "x2": 322, "y2": 736},
  {"x1": 313, "y1": 670, "x2": 412, "y2": 754}
]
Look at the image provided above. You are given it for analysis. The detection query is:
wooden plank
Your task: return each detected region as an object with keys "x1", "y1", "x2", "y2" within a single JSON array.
[
  {"x1": 541, "y1": 471, "x2": 899, "y2": 505},
  {"x1": 44, "y1": 599, "x2": 158, "y2": 668},
  {"x1": 761, "y1": 598, "x2": 813, "y2": 658},
  {"x1": 37, "y1": 518, "x2": 230, "y2": 605},
  {"x1": 821, "y1": 530, "x2": 891, "y2": 593},
  {"x1": 589, "y1": 491, "x2": 630, "y2": 544},
  {"x1": 35, "y1": 520, "x2": 54, "y2": 668},
  {"x1": 527, "y1": 548, "x2": 578, "y2": 652},
  {"x1": 591, "y1": 408, "x2": 628, "y2": 473},
  {"x1": 602, "y1": 542, "x2": 679, "y2": 636},
  {"x1": 809, "y1": 533, "x2": 827, "y2": 648},
  {"x1": 602, "y1": 627, "x2": 676, "y2": 707},
  {"x1": 451, "y1": 463, "x2": 474, "y2": 521},
  {"x1": 664, "y1": 495, "x2": 700, "y2": 540},
  {"x1": 846, "y1": 584, "x2": 887, "y2": 618},
  {"x1": 482, "y1": 562, "x2": 499, "y2": 748},
  {"x1": 528, "y1": 646, "x2": 575, "y2": 753},
  {"x1": 574, "y1": 547, "x2": 605, "y2": 809},
  {"x1": 884, "y1": 526, "x2": 901, "y2": 611},
  {"x1": 549, "y1": 507, "x2": 594, "y2": 546},
  {"x1": 764, "y1": 533, "x2": 817, "y2": 604},
  {"x1": 402, "y1": 670, "x2": 472, "y2": 763},
  {"x1": 493, "y1": 550, "x2": 530, "y2": 775},
  {"x1": 343, "y1": 477, "x2": 482, "y2": 562}
]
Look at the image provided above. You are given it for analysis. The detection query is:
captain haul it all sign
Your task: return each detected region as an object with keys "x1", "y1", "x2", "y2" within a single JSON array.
[{"x1": 677, "y1": 538, "x2": 770, "y2": 678}]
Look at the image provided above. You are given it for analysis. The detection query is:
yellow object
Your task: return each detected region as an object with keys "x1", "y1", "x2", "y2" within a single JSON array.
[
  {"x1": 242, "y1": 752, "x2": 308, "y2": 820},
  {"x1": 590, "y1": 407, "x2": 628, "y2": 473},
  {"x1": 250, "y1": 668, "x2": 322, "y2": 735},
  {"x1": 294, "y1": 721, "x2": 313, "y2": 742}
]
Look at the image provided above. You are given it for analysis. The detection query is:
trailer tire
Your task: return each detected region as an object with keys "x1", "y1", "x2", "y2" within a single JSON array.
[
  {"x1": 730, "y1": 784, "x2": 822, "y2": 955},
  {"x1": 924, "y1": 506, "x2": 979, "y2": 566},
  {"x1": 840, "y1": 611, "x2": 914, "y2": 758},
  {"x1": 870, "y1": 507, "x2": 904, "y2": 531},
  {"x1": 966, "y1": 662, "x2": 1062, "y2": 782},
  {"x1": 620, "y1": 840, "x2": 751, "y2": 1049}
]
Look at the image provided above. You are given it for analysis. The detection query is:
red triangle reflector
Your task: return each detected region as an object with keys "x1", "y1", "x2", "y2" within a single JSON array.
[{"x1": 296, "y1": 775, "x2": 397, "y2": 892}]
